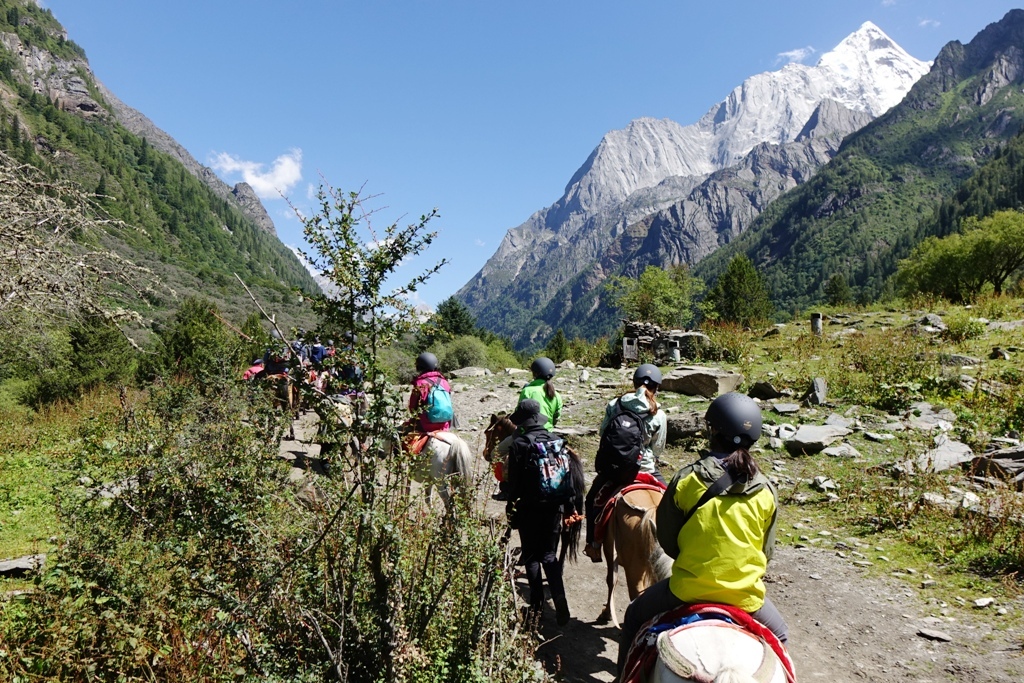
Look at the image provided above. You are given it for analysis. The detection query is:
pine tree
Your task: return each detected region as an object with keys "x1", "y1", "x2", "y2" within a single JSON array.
[
  {"x1": 824, "y1": 274, "x2": 853, "y2": 306},
  {"x1": 705, "y1": 255, "x2": 774, "y2": 327},
  {"x1": 545, "y1": 328, "x2": 569, "y2": 363}
]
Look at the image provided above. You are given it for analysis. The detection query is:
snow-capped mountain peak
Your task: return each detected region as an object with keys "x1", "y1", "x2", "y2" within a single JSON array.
[{"x1": 558, "y1": 22, "x2": 930, "y2": 217}]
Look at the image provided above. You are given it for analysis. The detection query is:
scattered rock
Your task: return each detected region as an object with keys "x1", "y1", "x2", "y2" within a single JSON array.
[
  {"x1": 824, "y1": 413, "x2": 854, "y2": 429},
  {"x1": 578, "y1": 369, "x2": 590, "y2": 383},
  {"x1": 480, "y1": 393, "x2": 500, "y2": 402},
  {"x1": 917, "y1": 436, "x2": 973, "y2": 473},
  {"x1": 917, "y1": 628, "x2": 953, "y2": 642},
  {"x1": 987, "y1": 320, "x2": 1024, "y2": 331},
  {"x1": 970, "y1": 443, "x2": 1024, "y2": 491},
  {"x1": 773, "y1": 403, "x2": 801, "y2": 415},
  {"x1": 973, "y1": 597, "x2": 995, "y2": 609},
  {"x1": 804, "y1": 378, "x2": 827, "y2": 405},
  {"x1": 666, "y1": 412, "x2": 706, "y2": 442},
  {"x1": 749, "y1": 381, "x2": 784, "y2": 400},
  {"x1": 937, "y1": 353, "x2": 982, "y2": 367},
  {"x1": 822, "y1": 443, "x2": 861, "y2": 458},
  {"x1": 921, "y1": 580, "x2": 937, "y2": 588},
  {"x1": 769, "y1": 437, "x2": 784, "y2": 450},
  {"x1": 865, "y1": 432, "x2": 895, "y2": 442},
  {"x1": 919, "y1": 314, "x2": 947, "y2": 331},
  {"x1": 990, "y1": 347, "x2": 1011, "y2": 361},
  {"x1": 777, "y1": 423, "x2": 798, "y2": 440},
  {"x1": 451, "y1": 367, "x2": 489, "y2": 378},
  {"x1": 785, "y1": 425, "x2": 852, "y2": 455},
  {"x1": 552, "y1": 426, "x2": 598, "y2": 437},
  {"x1": 0, "y1": 554, "x2": 46, "y2": 578},
  {"x1": 812, "y1": 476, "x2": 838, "y2": 491}
]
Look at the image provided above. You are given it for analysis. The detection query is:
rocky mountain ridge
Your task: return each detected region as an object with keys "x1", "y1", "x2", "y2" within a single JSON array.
[
  {"x1": 1, "y1": 21, "x2": 278, "y2": 237},
  {"x1": 459, "y1": 23, "x2": 930, "y2": 346}
]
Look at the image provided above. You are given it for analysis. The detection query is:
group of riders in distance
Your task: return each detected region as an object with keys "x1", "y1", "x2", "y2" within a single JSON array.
[{"x1": 246, "y1": 338, "x2": 797, "y2": 682}]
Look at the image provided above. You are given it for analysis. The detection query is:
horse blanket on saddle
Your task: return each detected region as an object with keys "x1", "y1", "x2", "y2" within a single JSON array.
[
  {"x1": 621, "y1": 603, "x2": 797, "y2": 683},
  {"x1": 593, "y1": 473, "x2": 666, "y2": 544}
]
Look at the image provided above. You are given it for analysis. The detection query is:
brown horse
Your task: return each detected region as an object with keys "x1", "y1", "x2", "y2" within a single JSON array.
[{"x1": 598, "y1": 487, "x2": 674, "y2": 628}]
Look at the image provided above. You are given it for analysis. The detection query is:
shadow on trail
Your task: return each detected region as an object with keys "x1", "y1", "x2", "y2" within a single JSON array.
[{"x1": 513, "y1": 576, "x2": 621, "y2": 682}]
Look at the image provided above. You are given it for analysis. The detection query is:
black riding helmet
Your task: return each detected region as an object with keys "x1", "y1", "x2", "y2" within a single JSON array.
[
  {"x1": 415, "y1": 352, "x2": 439, "y2": 373},
  {"x1": 705, "y1": 392, "x2": 762, "y2": 448},
  {"x1": 633, "y1": 363, "x2": 662, "y2": 389},
  {"x1": 530, "y1": 356, "x2": 556, "y2": 380}
]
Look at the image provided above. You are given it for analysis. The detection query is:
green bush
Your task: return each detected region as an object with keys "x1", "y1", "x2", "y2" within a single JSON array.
[
  {"x1": 435, "y1": 335, "x2": 488, "y2": 372},
  {"x1": 485, "y1": 339, "x2": 521, "y2": 371},
  {"x1": 940, "y1": 312, "x2": 986, "y2": 343}
]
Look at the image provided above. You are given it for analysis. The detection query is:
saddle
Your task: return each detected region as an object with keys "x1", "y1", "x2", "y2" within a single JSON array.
[
  {"x1": 593, "y1": 473, "x2": 666, "y2": 544},
  {"x1": 621, "y1": 603, "x2": 797, "y2": 683}
]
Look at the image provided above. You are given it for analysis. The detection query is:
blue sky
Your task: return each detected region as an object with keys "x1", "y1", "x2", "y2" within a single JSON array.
[{"x1": 42, "y1": 0, "x2": 1024, "y2": 308}]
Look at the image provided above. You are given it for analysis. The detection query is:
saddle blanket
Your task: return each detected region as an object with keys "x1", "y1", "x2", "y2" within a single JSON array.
[
  {"x1": 621, "y1": 603, "x2": 797, "y2": 683},
  {"x1": 593, "y1": 474, "x2": 666, "y2": 544}
]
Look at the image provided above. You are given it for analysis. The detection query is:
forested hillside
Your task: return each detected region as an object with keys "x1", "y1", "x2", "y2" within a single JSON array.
[
  {"x1": 694, "y1": 10, "x2": 1024, "y2": 314},
  {"x1": 0, "y1": 0, "x2": 317, "y2": 329}
]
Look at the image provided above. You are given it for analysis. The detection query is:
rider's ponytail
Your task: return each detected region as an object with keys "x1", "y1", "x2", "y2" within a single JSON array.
[
  {"x1": 721, "y1": 447, "x2": 759, "y2": 482},
  {"x1": 544, "y1": 378, "x2": 556, "y2": 400},
  {"x1": 643, "y1": 386, "x2": 659, "y2": 416}
]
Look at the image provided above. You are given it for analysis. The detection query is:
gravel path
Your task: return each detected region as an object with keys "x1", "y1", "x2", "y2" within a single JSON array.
[{"x1": 282, "y1": 370, "x2": 1024, "y2": 682}]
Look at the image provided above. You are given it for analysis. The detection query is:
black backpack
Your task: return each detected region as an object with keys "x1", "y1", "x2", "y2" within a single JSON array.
[
  {"x1": 595, "y1": 398, "x2": 649, "y2": 476},
  {"x1": 520, "y1": 432, "x2": 576, "y2": 504}
]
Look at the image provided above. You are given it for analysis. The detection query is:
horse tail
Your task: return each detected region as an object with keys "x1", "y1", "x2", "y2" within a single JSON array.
[
  {"x1": 448, "y1": 434, "x2": 476, "y2": 489},
  {"x1": 560, "y1": 447, "x2": 586, "y2": 564},
  {"x1": 639, "y1": 507, "x2": 673, "y2": 585}
]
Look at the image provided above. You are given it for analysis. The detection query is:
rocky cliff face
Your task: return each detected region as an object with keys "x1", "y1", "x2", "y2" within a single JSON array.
[
  {"x1": 0, "y1": 23, "x2": 278, "y2": 237},
  {"x1": 95, "y1": 81, "x2": 279, "y2": 237},
  {"x1": 459, "y1": 23, "x2": 929, "y2": 347}
]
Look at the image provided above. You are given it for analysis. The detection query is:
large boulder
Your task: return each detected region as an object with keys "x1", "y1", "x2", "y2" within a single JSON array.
[
  {"x1": 660, "y1": 366, "x2": 744, "y2": 398},
  {"x1": 450, "y1": 366, "x2": 490, "y2": 378}
]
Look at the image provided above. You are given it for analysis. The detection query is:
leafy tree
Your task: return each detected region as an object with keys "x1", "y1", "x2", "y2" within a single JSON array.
[
  {"x1": 897, "y1": 210, "x2": 1024, "y2": 302},
  {"x1": 605, "y1": 265, "x2": 703, "y2": 328},
  {"x1": 824, "y1": 274, "x2": 853, "y2": 306},
  {"x1": 545, "y1": 328, "x2": 569, "y2": 363},
  {"x1": 704, "y1": 255, "x2": 774, "y2": 327}
]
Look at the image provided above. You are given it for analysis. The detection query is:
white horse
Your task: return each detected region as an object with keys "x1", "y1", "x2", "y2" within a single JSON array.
[
  {"x1": 650, "y1": 619, "x2": 790, "y2": 683},
  {"x1": 411, "y1": 431, "x2": 477, "y2": 507}
]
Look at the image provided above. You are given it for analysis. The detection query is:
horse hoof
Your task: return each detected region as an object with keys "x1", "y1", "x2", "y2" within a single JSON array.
[{"x1": 596, "y1": 609, "x2": 611, "y2": 624}]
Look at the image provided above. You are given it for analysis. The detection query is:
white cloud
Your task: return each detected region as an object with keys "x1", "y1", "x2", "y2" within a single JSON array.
[
  {"x1": 881, "y1": 0, "x2": 896, "y2": 7},
  {"x1": 919, "y1": 18, "x2": 940, "y2": 28},
  {"x1": 775, "y1": 46, "x2": 816, "y2": 65},
  {"x1": 474, "y1": 239, "x2": 485, "y2": 247},
  {"x1": 210, "y1": 148, "x2": 303, "y2": 200}
]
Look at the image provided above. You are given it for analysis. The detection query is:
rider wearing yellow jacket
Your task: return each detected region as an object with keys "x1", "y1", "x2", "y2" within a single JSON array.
[
  {"x1": 617, "y1": 392, "x2": 788, "y2": 672},
  {"x1": 661, "y1": 450, "x2": 778, "y2": 612}
]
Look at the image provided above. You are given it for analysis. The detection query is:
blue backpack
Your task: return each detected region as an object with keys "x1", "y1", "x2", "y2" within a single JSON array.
[
  {"x1": 424, "y1": 381, "x2": 454, "y2": 423},
  {"x1": 527, "y1": 436, "x2": 575, "y2": 503}
]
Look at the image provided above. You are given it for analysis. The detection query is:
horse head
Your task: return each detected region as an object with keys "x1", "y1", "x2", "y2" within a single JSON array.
[{"x1": 482, "y1": 412, "x2": 515, "y2": 462}]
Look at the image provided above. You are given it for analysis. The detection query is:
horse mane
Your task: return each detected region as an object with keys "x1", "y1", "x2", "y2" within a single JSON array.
[
  {"x1": 640, "y1": 510, "x2": 674, "y2": 584},
  {"x1": 483, "y1": 412, "x2": 516, "y2": 460}
]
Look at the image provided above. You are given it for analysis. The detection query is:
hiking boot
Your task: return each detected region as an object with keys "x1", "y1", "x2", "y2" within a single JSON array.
[
  {"x1": 554, "y1": 596, "x2": 571, "y2": 626},
  {"x1": 583, "y1": 542, "x2": 603, "y2": 563},
  {"x1": 491, "y1": 489, "x2": 509, "y2": 501}
]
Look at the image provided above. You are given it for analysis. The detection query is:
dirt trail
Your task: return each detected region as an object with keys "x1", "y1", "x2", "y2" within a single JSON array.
[{"x1": 282, "y1": 376, "x2": 1024, "y2": 682}]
